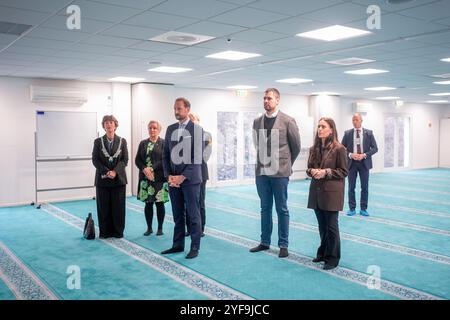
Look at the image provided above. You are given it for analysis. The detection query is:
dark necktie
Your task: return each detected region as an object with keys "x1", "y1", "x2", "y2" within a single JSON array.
[{"x1": 356, "y1": 129, "x2": 362, "y2": 154}]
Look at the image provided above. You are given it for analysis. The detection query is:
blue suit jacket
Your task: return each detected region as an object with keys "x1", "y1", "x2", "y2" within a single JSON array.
[
  {"x1": 163, "y1": 120, "x2": 204, "y2": 185},
  {"x1": 341, "y1": 128, "x2": 378, "y2": 170}
]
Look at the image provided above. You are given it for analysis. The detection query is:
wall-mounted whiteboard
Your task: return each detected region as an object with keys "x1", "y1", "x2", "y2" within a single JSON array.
[{"x1": 36, "y1": 111, "x2": 98, "y2": 158}]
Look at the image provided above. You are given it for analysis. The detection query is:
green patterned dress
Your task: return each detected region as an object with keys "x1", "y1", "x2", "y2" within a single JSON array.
[{"x1": 138, "y1": 141, "x2": 169, "y2": 203}]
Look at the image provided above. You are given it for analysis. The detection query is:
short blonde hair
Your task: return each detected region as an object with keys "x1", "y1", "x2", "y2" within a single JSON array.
[
  {"x1": 147, "y1": 120, "x2": 162, "y2": 131},
  {"x1": 102, "y1": 115, "x2": 118, "y2": 129}
]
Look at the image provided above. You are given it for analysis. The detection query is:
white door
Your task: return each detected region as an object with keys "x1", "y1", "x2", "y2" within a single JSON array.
[
  {"x1": 384, "y1": 115, "x2": 410, "y2": 169},
  {"x1": 439, "y1": 118, "x2": 450, "y2": 168}
]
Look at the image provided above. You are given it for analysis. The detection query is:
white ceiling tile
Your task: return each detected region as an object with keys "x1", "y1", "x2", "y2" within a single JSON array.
[
  {"x1": 210, "y1": 7, "x2": 289, "y2": 28},
  {"x1": 86, "y1": 0, "x2": 166, "y2": 10},
  {"x1": 0, "y1": 34, "x2": 18, "y2": 46},
  {"x1": 0, "y1": 6, "x2": 50, "y2": 24},
  {"x1": 249, "y1": 0, "x2": 344, "y2": 16},
  {"x1": 113, "y1": 48, "x2": 159, "y2": 58},
  {"x1": 26, "y1": 27, "x2": 92, "y2": 42},
  {"x1": 228, "y1": 29, "x2": 287, "y2": 43},
  {"x1": 68, "y1": 43, "x2": 123, "y2": 54},
  {"x1": 123, "y1": 11, "x2": 199, "y2": 30},
  {"x1": 350, "y1": 0, "x2": 442, "y2": 13},
  {"x1": 176, "y1": 21, "x2": 246, "y2": 38},
  {"x1": 101, "y1": 24, "x2": 164, "y2": 40},
  {"x1": 69, "y1": 0, "x2": 142, "y2": 22},
  {"x1": 151, "y1": 0, "x2": 238, "y2": 19},
  {"x1": 433, "y1": 16, "x2": 450, "y2": 26},
  {"x1": 0, "y1": 0, "x2": 72, "y2": 13},
  {"x1": 396, "y1": 0, "x2": 450, "y2": 21},
  {"x1": 195, "y1": 37, "x2": 251, "y2": 50},
  {"x1": 257, "y1": 16, "x2": 325, "y2": 35},
  {"x1": 300, "y1": 2, "x2": 369, "y2": 24},
  {"x1": 17, "y1": 37, "x2": 74, "y2": 50},
  {"x1": 3, "y1": 44, "x2": 56, "y2": 56},
  {"x1": 130, "y1": 40, "x2": 184, "y2": 52},
  {"x1": 41, "y1": 16, "x2": 114, "y2": 34},
  {"x1": 80, "y1": 34, "x2": 141, "y2": 47}
]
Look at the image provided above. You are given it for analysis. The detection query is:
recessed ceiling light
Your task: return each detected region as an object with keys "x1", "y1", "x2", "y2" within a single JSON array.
[
  {"x1": 296, "y1": 25, "x2": 371, "y2": 41},
  {"x1": 426, "y1": 100, "x2": 449, "y2": 103},
  {"x1": 326, "y1": 57, "x2": 375, "y2": 66},
  {"x1": 227, "y1": 85, "x2": 257, "y2": 89},
  {"x1": 428, "y1": 92, "x2": 450, "y2": 96},
  {"x1": 148, "y1": 66, "x2": 192, "y2": 73},
  {"x1": 206, "y1": 50, "x2": 261, "y2": 61},
  {"x1": 109, "y1": 76, "x2": 146, "y2": 83},
  {"x1": 431, "y1": 73, "x2": 450, "y2": 78},
  {"x1": 276, "y1": 78, "x2": 313, "y2": 84},
  {"x1": 433, "y1": 80, "x2": 450, "y2": 85},
  {"x1": 364, "y1": 87, "x2": 396, "y2": 91},
  {"x1": 345, "y1": 68, "x2": 389, "y2": 75},
  {"x1": 311, "y1": 91, "x2": 340, "y2": 96},
  {"x1": 440, "y1": 57, "x2": 450, "y2": 62},
  {"x1": 375, "y1": 96, "x2": 401, "y2": 100}
]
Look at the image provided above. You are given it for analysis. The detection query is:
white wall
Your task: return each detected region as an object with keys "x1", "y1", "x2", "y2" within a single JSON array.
[
  {"x1": 325, "y1": 98, "x2": 445, "y2": 172},
  {"x1": 2, "y1": 76, "x2": 449, "y2": 205},
  {"x1": 0, "y1": 76, "x2": 132, "y2": 206}
]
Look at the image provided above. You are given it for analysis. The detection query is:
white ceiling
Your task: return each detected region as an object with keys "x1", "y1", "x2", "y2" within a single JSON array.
[{"x1": 1, "y1": 0, "x2": 450, "y2": 103}]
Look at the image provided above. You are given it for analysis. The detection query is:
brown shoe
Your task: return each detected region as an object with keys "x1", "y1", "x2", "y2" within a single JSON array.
[
  {"x1": 279, "y1": 248, "x2": 289, "y2": 258},
  {"x1": 249, "y1": 244, "x2": 270, "y2": 253}
]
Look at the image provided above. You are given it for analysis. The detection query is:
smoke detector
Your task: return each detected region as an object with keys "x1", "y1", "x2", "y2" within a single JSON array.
[{"x1": 149, "y1": 31, "x2": 215, "y2": 46}]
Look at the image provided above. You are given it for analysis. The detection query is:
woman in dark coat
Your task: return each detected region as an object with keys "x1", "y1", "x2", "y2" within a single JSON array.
[
  {"x1": 306, "y1": 117, "x2": 348, "y2": 270},
  {"x1": 135, "y1": 120, "x2": 169, "y2": 236},
  {"x1": 92, "y1": 115, "x2": 128, "y2": 239}
]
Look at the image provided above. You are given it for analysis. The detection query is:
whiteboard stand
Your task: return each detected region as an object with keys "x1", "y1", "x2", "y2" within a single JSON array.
[{"x1": 33, "y1": 133, "x2": 95, "y2": 209}]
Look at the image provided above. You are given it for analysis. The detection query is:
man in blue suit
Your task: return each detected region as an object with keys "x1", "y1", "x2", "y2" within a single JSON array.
[
  {"x1": 341, "y1": 113, "x2": 378, "y2": 217},
  {"x1": 161, "y1": 97, "x2": 204, "y2": 259}
]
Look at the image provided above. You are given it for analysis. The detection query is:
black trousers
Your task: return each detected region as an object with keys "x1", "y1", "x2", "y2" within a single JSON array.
[
  {"x1": 186, "y1": 181, "x2": 206, "y2": 233},
  {"x1": 314, "y1": 208, "x2": 341, "y2": 267},
  {"x1": 144, "y1": 202, "x2": 165, "y2": 230},
  {"x1": 170, "y1": 183, "x2": 201, "y2": 251},
  {"x1": 96, "y1": 185, "x2": 126, "y2": 238}
]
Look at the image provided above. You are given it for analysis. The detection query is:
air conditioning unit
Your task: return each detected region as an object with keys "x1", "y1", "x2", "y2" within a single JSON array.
[
  {"x1": 30, "y1": 86, "x2": 88, "y2": 104},
  {"x1": 352, "y1": 101, "x2": 372, "y2": 113}
]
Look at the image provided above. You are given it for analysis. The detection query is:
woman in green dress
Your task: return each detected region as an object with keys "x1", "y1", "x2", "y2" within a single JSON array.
[{"x1": 135, "y1": 120, "x2": 169, "y2": 236}]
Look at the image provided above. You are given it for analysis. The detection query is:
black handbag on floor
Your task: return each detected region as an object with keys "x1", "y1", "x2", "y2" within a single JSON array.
[{"x1": 83, "y1": 213, "x2": 96, "y2": 240}]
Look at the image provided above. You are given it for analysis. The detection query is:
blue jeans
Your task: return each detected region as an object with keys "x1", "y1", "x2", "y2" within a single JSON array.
[{"x1": 255, "y1": 175, "x2": 290, "y2": 248}]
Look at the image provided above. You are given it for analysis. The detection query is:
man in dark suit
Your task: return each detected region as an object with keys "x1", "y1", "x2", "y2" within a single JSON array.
[
  {"x1": 185, "y1": 113, "x2": 211, "y2": 238},
  {"x1": 249, "y1": 88, "x2": 301, "y2": 258},
  {"x1": 161, "y1": 97, "x2": 204, "y2": 259},
  {"x1": 341, "y1": 113, "x2": 378, "y2": 217}
]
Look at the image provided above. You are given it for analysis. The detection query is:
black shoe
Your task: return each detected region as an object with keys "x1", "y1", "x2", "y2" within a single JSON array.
[
  {"x1": 201, "y1": 232, "x2": 205, "y2": 237},
  {"x1": 156, "y1": 229, "x2": 163, "y2": 236},
  {"x1": 249, "y1": 244, "x2": 270, "y2": 253},
  {"x1": 312, "y1": 257, "x2": 324, "y2": 263},
  {"x1": 323, "y1": 264, "x2": 338, "y2": 270},
  {"x1": 186, "y1": 250, "x2": 199, "y2": 259},
  {"x1": 143, "y1": 229, "x2": 153, "y2": 236},
  {"x1": 279, "y1": 248, "x2": 289, "y2": 258},
  {"x1": 161, "y1": 247, "x2": 184, "y2": 254},
  {"x1": 185, "y1": 231, "x2": 190, "y2": 237}
]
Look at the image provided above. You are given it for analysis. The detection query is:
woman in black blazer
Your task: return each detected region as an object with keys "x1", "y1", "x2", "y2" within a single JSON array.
[
  {"x1": 92, "y1": 115, "x2": 128, "y2": 239},
  {"x1": 135, "y1": 120, "x2": 168, "y2": 236},
  {"x1": 306, "y1": 117, "x2": 348, "y2": 270}
]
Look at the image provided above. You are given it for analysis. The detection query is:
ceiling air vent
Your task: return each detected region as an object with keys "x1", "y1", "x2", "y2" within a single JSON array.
[
  {"x1": 0, "y1": 21, "x2": 33, "y2": 36},
  {"x1": 149, "y1": 31, "x2": 215, "y2": 46}
]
